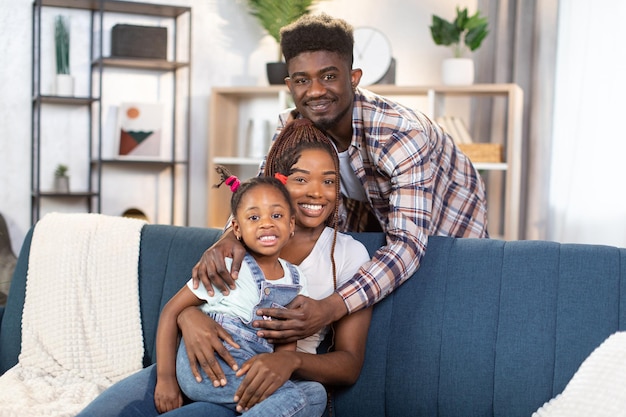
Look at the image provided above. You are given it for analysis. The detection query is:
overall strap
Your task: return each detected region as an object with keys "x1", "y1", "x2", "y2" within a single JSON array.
[
  {"x1": 243, "y1": 253, "x2": 299, "y2": 287},
  {"x1": 286, "y1": 261, "x2": 300, "y2": 285},
  {"x1": 243, "y1": 253, "x2": 266, "y2": 289}
]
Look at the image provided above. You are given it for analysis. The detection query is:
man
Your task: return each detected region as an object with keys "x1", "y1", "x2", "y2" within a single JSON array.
[{"x1": 185, "y1": 12, "x2": 488, "y2": 381}]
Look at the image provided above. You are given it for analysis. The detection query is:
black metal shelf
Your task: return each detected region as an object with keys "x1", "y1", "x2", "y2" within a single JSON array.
[
  {"x1": 31, "y1": 0, "x2": 191, "y2": 225},
  {"x1": 95, "y1": 57, "x2": 189, "y2": 71}
]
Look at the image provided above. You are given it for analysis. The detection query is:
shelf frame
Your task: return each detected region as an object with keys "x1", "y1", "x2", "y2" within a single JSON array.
[
  {"x1": 31, "y1": 0, "x2": 191, "y2": 225},
  {"x1": 207, "y1": 84, "x2": 523, "y2": 240}
]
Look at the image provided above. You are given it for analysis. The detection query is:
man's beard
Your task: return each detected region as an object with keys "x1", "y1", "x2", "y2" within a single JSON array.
[{"x1": 311, "y1": 101, "x2": 351, "y2": 132}]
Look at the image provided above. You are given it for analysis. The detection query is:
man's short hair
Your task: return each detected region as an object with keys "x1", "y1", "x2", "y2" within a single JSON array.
[{"x1": 280, "y1": 13, "x2": 354, "y2": 65}]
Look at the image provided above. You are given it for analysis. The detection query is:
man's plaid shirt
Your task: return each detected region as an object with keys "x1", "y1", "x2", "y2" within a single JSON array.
[{"x1": 262, "y1": 88, "x2": 488, "y2": 313}]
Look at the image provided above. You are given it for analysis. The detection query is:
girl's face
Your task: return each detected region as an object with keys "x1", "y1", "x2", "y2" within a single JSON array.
[
  {"x1": 285, "y1": 148, "x2": 337, "y2": 231},
  {"x1": 232, "y1": 184, "x2": 295, "y2": 257}
]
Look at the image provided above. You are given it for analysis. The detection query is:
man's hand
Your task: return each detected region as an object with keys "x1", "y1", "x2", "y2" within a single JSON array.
[
  {"x1": 177, "y1": 306, "x2": 240, "y2": 386},
  {"x1": 252, "y1": 294, "x2": 348, "y2": 344},
  {"x1": 191, "y1": 229, "x2": 246, "y2": 295},
  {"x1": 233, "y1": 352, "x2": 298, "y2": 412}
]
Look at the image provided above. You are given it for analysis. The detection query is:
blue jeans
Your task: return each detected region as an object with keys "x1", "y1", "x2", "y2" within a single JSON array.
[
  {"x1": 75, "y1": 364, "x2": 233, "y2": 417},
  {"x1": 75, "y1": 364, "x2": 327, "y2": 417},
  {"x1": 176, "y1": 272, "x2": 325, "y2": 416}
]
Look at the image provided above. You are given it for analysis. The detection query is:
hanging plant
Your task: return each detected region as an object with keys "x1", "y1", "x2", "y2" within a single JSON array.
[{"x1": 55, "y1": 15, "x2": 70, "y2": 75}]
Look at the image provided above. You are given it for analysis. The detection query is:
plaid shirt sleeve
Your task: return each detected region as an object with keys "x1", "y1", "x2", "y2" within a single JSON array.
[
  {"x1": 336, "y1": 128, "x2": 432, "y2": 312},
  {"x1": 336, "y1": 90, "x2": 488, "y2": 313}
]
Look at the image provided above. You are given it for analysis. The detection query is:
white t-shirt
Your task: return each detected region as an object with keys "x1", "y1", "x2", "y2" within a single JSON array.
[
  {"x1": 296, "y1": 227, "x2": 371, "y2": 353},
  {"x1": 187, "y1": 257, "x2": 307, "y2": 322},
  {"x1": 338, "y1": 149, "x2": 368, "y2": 202}
]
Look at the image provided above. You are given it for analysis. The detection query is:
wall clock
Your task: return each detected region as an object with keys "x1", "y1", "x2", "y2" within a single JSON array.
[{"x1": 353, "y1": 27, "x2": 393, "y2": 86}]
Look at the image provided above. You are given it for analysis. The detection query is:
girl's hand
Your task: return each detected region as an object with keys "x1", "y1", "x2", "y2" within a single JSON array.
[
  {"x1": 233, "y1": 352, "x2": 298, "y2": 412},
  {"x1": 154, "y1": 377, "x2": 183, "y2": 413}
]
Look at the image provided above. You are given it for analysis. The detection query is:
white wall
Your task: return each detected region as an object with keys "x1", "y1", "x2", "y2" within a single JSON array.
[{"x1": 0, "y1": 0, "x2": 474, "y2": 254}]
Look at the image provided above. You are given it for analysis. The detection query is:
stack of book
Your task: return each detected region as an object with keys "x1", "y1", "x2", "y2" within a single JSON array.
[{"x1": 436, "y1": 116, "x2": 503, "y2": 163}]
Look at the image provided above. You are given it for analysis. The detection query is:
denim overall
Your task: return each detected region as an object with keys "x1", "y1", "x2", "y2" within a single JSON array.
[{"x1": 176, "y1": 254, "x2": 324, "y2": 416}]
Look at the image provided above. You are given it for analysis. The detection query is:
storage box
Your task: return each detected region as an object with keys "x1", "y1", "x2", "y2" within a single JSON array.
[
  {"x1": 457, "y1": 143, "x2": 504, "y2": 163},
  {"x1": 111, "y1": 24, "x2": 167, "y2": 59}
]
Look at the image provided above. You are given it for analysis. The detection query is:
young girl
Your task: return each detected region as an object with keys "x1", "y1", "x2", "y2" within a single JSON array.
[{"x1": 155, "y1": 174, "x2": 321, "y2": 416}]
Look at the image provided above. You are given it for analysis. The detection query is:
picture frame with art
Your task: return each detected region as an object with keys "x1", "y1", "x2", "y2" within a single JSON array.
[{"x1": 116, "y1": 102, "x2": 165, "y2": 160}]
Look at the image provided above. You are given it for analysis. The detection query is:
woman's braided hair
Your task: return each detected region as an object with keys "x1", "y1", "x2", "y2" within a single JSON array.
[{"x1": 264, "y1": 118, "x2": 341, "y2": 289}]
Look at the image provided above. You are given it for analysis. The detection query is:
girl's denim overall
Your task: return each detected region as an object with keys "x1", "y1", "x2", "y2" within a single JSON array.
[{"x1": 176, "y1": 254, "x2": 326, "y2": 416}]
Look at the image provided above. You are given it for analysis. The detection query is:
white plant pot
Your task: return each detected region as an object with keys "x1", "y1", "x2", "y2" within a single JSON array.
[
  {"x1": 54, "y1": 176, "x2": 70, "y2": 193},
  {"x1": 55, "y1": 74, "x2": 74, "y2": 96},
  {"x1": 442, "y1": 58, "x2": 475, "y2": 86}
]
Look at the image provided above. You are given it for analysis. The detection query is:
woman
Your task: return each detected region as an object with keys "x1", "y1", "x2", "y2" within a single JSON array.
[{"x1": 77, "y1": 119, "x2": 372, "y2": 416}]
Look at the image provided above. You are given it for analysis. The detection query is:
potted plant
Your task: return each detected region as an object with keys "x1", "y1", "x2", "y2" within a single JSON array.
[
  {"x1": 54, "y1": 15, "x2": 74, "y2": 95},
  {"x1": 429, "y1": 7, "x2": 489, "y2": 85},
  {"x1": 245, "y1": 0, "x2": 322, "y2": 84},
  {"x1": 54, "y1": 164, "x2": 70, "y2": 193}
]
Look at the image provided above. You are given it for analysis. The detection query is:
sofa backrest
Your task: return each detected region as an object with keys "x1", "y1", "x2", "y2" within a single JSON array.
[
  {"x1": 2, "y1": 224, "x2": 626, "y2": 417},
  {"x1": 0, "y1": 224, "x2": 223, "y2": 372},
  {"x1": 332, "y1": 236, "x2": 626, "y2": 417}
]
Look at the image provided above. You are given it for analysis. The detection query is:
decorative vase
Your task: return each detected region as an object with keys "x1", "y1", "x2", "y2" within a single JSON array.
[
  {"x1": 55, "y1": 74, "x2": 74, "y2": 96},
  {"x1": 442, "y1": 58, "x2": 474, "y2": 86},
  {"x1": 54, "y1": 176, "x2": 70, "y2": 193},
  {"x1": 266, "y1": 62, "x2": 288, "y2": 85}
]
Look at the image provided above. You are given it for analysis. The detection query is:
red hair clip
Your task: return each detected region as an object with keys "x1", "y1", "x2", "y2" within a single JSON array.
[
  {"x1": 224, "y1": 175, "x2": 240, "y2": 192},
  {"x1": 274, "y1": 173, "x2": 288, "y2": 185}
]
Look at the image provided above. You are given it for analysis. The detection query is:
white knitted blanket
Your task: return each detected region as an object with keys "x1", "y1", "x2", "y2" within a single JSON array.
[
  {"x1": 533, "y1": 331, "x2": 626, "y2": 417},
  {"x1": 0, "y1": 213, "x2": 146, "y2": 417}
]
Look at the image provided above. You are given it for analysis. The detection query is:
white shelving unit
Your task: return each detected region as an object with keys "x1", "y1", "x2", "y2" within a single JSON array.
[{"x1": 207, "y1": 84, "x2": 523, "y2": 240}]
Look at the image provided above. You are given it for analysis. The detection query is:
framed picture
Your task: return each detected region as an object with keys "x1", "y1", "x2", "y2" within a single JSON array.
[{"x1": 116, "y1": 102, "x2": 164, "y2": 159}]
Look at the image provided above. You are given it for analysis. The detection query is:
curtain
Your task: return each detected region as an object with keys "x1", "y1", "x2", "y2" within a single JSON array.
[
  {"x1": 548, "y1": 1, "x2": 626, "y2": 246},
  {"x1": 473, "y1": 0, "x2": 559, "y2": 240}
]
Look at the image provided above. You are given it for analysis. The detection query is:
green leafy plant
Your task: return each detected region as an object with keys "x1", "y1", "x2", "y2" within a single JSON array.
[
  {"x1": 430, "y1": 7, "x2": 489, "y2": 58},
  {"x1": 55, "y1": 15, "x2": 70, "y2": 75},
  {"x1": 246, "y1": 0, "x2": 321, "y2": 61},
  {"x1": 54, "y1": 164, "x2": 68, "y2": 177}
]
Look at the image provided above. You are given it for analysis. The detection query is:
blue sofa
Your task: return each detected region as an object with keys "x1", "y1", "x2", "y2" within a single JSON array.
[{"x1": 1, "y1": 223, "x2": 625, "y2": 416}]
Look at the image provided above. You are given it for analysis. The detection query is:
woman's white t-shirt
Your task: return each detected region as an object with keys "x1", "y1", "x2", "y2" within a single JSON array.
[{"x1": 296, "y1": 227, "x2": 371, "y2": 353}]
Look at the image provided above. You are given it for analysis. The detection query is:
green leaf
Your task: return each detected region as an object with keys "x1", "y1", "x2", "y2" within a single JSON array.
[
  {"x1": 465, "y1": 22, "x2": 489, "y2": 51},
  {"x1": 247, "y1": 0, "x2": 317, "y2": 43},
  {"x1": 430, "y1": 14, "x2": 460, "y2": 46},
  {"x1": 429, "y1": 7, "x2": 489, "y2": 56}
]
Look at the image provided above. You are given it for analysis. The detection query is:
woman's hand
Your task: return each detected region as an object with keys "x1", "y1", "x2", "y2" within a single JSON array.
[
  {"x1": 191, "y1": 229, "x2": 246, "y2": 296},
  {"x1": 177, "y1": 306, "x2": 240, "y2": 386},
  {"x1": 154, "y1": 376, "x2": 183, "y2": 413},
  {"x1": 233, "y1": 351, "x2": 299, "y2": 412}
]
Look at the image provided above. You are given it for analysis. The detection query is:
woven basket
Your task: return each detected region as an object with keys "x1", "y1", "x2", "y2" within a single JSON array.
[{"x1": 457, "y1": 143, "x2": 504, "y2": 163}]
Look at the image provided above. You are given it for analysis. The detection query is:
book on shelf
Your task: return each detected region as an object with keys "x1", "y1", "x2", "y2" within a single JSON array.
[
  {"x1": 451, "y1": 116, "x2": 473, "y2": 144},
  {"x1": 436, "y1": 116, "x2": 473, "y2": 144}
]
